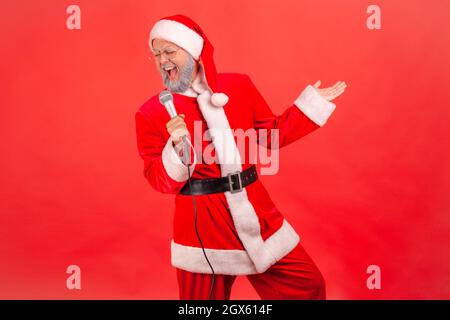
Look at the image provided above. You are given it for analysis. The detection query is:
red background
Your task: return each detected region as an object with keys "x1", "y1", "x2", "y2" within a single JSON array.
[{"x1": 1, "y1": 0, "x2": 450, "y2": 299}]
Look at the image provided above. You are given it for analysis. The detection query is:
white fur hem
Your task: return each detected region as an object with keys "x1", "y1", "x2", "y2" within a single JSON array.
[
  {"x1": 294, "y1": 85, "x2": 336, "y2": 126},
  {"x1": 161, "y1": 137, "x2": 195, "y2": 182},
  {"x1": 171, "y1": 219, "x2": 300, "y2": 275},
  {"x1": 150, "y1": 20, "x2": 204, "y2": 60}
]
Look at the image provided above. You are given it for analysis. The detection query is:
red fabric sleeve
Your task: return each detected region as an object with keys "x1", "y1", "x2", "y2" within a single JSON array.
[
  {"x1": 246, "y1": 75, "x2": 320, "y2": 149},
  {"x1": 135, "y1": 110, "x2": 188, "y2": 194}
]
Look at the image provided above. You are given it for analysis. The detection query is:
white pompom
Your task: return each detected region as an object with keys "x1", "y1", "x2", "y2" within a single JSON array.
[{"x1": 211, "y1": 92, "x2": 229, "y2": 107}]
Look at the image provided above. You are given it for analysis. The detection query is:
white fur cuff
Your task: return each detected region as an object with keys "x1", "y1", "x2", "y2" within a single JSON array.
[
  {"x1": 161, "y1": 137, "x2": 196, "y2": 182},
  {"x1": 294, "y1": 85, "x2": 336, "y2": 126}
]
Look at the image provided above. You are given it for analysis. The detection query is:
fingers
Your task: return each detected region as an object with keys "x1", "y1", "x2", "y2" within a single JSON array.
[
  {"x1": 334, "y1": 81, "x2": 347, "y2": 91},
  {"x1": 336, "y1": 81, "x2": 347, "y2": 89},
  {"x1": 313, "y1": 81, "x2": 347, "y2": 96},
  {"x1": 328, "y1": 87, "x2": 346, "y2": 100},
  {"x1": 316, "y1": 81, "x2": 347, "y2": 101},
  {"x1": 166, "y1": 114, "x2": 188, "y2": 144},
  {"x1": 170, "y1": 125, "x2": 189, "y2": 144},
  {"x1": 326, "y1": 81, "x2": 345, "y2": 92},
  {"x1": 168, "y1": 121, "x2": 187, "y2": 135},
  {"x1": 328, "y1": 85, "x2": 345, "y2": 96},
  {"x1": 166, "y1": 114, "x2": 185, "y2": 129},
  {"x1": 171, "y1": 127, "x2": 189, "y2": 144},
  {"x1": 330, "y1": 81, "x2": 347, "y2": 96}
]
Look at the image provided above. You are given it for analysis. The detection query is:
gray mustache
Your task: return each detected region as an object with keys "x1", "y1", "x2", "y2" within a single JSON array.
[{"x1": 161, "y1": 63, "x2": 177, "y2": 70}]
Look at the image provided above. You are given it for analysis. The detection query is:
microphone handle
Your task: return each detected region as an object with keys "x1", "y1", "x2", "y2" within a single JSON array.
[
  {"x1": 168, "y1": 101, "x2": 177, "y2": 118},
  {"x1": 164, "y1": 99, "x2": 189, "y2": 164},
  {"x1": 181, "y1": 135, "x2": 191, "y2": 165}
]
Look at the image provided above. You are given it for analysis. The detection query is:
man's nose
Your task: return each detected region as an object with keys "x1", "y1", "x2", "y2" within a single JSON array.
[{"x1": 159, "y1": 55, "x2": 169, "y2": 64}]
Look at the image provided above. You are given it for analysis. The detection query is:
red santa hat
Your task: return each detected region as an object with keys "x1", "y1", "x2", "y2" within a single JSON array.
[{"x1": 149, "y1": 15, "x2": 229, "y2": 108}]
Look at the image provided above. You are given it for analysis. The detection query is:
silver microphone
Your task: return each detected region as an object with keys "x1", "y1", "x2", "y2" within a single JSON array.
[
  {"x1": 158, "y1": 90, "x2": 191, "y2": 165},
  {"x1": 159, "y1": 90, "x2": 177, "y2": 118}
]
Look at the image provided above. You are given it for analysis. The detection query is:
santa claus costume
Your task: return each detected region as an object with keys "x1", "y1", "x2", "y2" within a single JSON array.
[{"x1": 135, "y1": 15, "x2": 336, "y2": 300}]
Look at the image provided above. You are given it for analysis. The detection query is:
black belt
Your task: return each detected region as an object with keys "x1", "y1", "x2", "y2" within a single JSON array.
[{"x1": 179, "y1": 165, "x2": 258, "y2": 195}]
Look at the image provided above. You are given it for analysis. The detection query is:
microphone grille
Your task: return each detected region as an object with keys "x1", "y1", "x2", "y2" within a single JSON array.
[{"x1": 159, "y1": 90, "x2": 173, "y2": 104}]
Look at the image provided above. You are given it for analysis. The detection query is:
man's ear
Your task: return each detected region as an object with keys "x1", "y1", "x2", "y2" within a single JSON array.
[{"x1": 197, "y1": 61, "x2": 206, "y2": 81}]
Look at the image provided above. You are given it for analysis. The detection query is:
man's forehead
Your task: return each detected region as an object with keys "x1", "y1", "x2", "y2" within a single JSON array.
[{"x1": 151, "y1": 38, "x2": 180, "y2": 50}]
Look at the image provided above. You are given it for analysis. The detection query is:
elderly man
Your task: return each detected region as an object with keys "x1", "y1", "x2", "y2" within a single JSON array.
[{"x1": 135, "y1": 15, "x2": 346, "y2": 300}]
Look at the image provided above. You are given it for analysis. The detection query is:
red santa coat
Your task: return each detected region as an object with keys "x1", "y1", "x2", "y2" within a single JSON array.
[{"x1": 135, "y1": 73, "x2": 336, "y2": 275}]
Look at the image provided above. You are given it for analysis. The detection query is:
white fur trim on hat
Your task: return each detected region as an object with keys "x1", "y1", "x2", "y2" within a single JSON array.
[{"x1": 150, "y1": 19, "x2": 204, "y2": 60}]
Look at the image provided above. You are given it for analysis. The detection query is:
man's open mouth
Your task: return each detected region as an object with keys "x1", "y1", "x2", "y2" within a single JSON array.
[{"x1": 163, "y1": 65, "x2": 178, "y2": 81}]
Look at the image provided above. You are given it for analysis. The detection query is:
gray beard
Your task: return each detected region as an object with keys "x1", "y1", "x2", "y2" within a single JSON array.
[{"x1": 160, "y1": 55, "x2": 195, "y2": 93}]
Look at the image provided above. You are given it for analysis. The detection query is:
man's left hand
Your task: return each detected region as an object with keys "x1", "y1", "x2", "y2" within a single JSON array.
[{"x1": 313, "y1": 80, "x2": 347, "y2": 102}]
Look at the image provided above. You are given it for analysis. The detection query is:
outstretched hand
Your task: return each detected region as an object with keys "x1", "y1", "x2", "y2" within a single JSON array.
[{"x1": 313, "y1": 80, "x2": 347, "y2": 102}]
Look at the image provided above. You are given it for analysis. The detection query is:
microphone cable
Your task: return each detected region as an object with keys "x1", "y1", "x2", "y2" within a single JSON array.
[{"x1": 182, "y1": 136, "x2": 216, "y2": 300}]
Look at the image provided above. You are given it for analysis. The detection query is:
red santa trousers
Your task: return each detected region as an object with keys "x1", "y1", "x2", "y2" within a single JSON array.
[{"x1": 176, "y1": 242, "x2": 326, "y2": 300}]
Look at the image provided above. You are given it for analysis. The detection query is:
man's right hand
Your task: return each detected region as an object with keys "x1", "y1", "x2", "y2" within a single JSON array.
[{"x1": 166, "y1": 114, "x2": 189, "y2": 150}]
